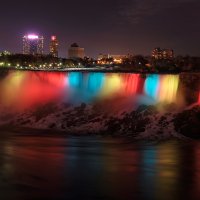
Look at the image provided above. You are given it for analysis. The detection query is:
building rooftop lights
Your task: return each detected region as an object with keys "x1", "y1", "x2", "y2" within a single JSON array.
[{"x1": 27, "y1": 35, "x2": 39, "y2": 39}]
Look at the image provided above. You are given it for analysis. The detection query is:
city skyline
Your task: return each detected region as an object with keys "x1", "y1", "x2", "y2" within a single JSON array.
[
  {"x1": 0, "y1": 0, "x2": 200, "y2": 58},
  {"x1": 1, "y1": 32, "x2": 180, "y2": 59}
]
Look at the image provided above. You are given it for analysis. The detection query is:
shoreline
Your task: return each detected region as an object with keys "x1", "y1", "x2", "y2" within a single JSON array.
[{"x1": 0, "y1": 125, "x2": 188, "y2": 143}]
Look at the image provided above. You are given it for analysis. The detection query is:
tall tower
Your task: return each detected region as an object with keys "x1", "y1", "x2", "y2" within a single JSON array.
[
  {"x1": 23, "y1": 34, "x2": 44, "y2": 55},
  {"x1": 50, "y1": 36, "x2": 59, "y2": 57}
]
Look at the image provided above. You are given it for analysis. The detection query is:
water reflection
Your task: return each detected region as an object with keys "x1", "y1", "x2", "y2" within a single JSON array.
[
  {"x1": 156, "y1": 143, "x2": 180, "y2": 200},
  {"x1": 0, "y1": 71, "x2": 199, "y2": 111},
  {"x1": 140, "y1": 146, "x2": 157, "y2": 200},
  {"x1": 194, "y1": 143, "x2": 200, "y2": 199},
  {"x1": 0, "y1": 137, "x2": 200, "y2": 200}
]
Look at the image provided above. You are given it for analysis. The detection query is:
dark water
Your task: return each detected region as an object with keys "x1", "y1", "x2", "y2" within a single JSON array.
[{"x1": 0, "y1": 136, "x2": 200, "y2": 200}]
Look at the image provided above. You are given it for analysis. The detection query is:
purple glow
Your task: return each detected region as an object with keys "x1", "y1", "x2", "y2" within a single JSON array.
[{"x1": 27, "y1": 35, "x2": 39, "y2": 39}]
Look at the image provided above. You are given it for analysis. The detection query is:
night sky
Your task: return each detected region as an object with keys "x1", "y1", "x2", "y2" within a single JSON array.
[{"x1": 0, "y1": 0, "x2": 200, "y2": 58}]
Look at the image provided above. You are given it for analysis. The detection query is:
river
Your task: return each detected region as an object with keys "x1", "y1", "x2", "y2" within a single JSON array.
[{"x1": 0, "y1": 135, "x2": 200, "y2": 200}]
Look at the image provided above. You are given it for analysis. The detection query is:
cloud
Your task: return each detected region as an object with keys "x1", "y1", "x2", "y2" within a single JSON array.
[{"x1": 119, "y1": 0, "x2": 198, "y2": 24}]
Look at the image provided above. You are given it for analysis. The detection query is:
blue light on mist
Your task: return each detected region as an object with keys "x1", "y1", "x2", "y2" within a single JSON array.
[
  {"x1": 87, "y1": 73, "x2": 105, "y2": 94},
  {"x1": 144, "y1": 75, "x2": 160, "y2": 99},
  {"x1": 67, "y1": 72, "x2": 105, "y2": 104},
  {"x1": 68, "y1": 72, "x2": 83, "y2": 88}
]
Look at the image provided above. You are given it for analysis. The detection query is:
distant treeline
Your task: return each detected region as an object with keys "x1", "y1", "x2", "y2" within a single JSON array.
[{"x1": 0, "y1": 53, "x2": 200, "y2": 73}]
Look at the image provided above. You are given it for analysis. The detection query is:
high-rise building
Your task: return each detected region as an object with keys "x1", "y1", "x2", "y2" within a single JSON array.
[
  {"x1": 68, "y1": 43, "x2": 85, "y2": 59},
  {"x1": 152, "y1": 48, "x2": 174, "y2": 60},
  {"x1": 23, "y1": 34, "x2": 44, "y2": 55},
  {"x1": 162, "y1": 49, "x2": 174, "y2": 59},
  {"x1": 152, "y1": 48, "x2": 163, "y2": 59},
  {"x1": 50, "y1": 36, "x2": 59, "y2": 57}
]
